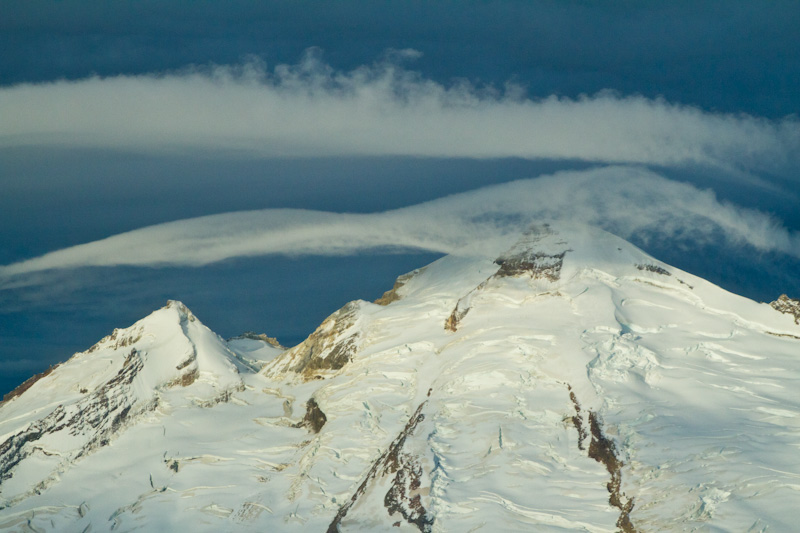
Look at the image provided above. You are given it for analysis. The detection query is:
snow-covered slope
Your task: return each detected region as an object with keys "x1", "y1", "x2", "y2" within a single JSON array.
[{"x1": 1, "y1": 223, "x2": 799, "y2": 532}]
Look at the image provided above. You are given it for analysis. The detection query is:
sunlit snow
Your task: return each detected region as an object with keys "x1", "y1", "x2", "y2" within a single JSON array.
[{"x1": 1, "y1": 223, "x2": 798, "y2": 532}]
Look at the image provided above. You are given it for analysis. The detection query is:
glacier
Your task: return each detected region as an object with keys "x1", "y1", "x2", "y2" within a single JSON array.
[{"x1": 1, "y1": 222, "x2": 799, "y2": 532}]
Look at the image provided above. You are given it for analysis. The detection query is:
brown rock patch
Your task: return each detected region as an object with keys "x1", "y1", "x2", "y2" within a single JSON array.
[{"x1": 771, "y1": 294, "x2": 800, "y2": 324}]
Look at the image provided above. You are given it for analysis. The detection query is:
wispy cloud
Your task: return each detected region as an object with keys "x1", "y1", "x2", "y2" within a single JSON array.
[
  {"x1": 2, "y1": 167, "x2": 797, "y2": 284},
  {"x1": 1, "y1": 51, "x2": 798, "y2": 177}
]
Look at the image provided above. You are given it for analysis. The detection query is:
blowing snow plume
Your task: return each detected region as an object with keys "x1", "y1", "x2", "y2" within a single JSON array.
[
  {"x1": 1, "y1": 167, "x2": 798, "y2": 282},
  {"x1": 0, "y1": 50, "x2": 798, "y2": 178}
]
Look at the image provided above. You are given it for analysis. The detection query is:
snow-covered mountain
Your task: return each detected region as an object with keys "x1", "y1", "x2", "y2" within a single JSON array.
[{"x1": 1, "y1": 223, "x2": 799, "y2": 532}]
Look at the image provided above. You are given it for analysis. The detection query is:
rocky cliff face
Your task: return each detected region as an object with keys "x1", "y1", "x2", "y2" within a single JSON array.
[
  {"x1": 0, "y1": 348, "x2": 152, "y2": 507},
  {"x1": 2, "y1": 224, "x2": 799, "y2": 532},
  {"x1": 262, "y1": 300, "x2": 363, "y2": 381}
]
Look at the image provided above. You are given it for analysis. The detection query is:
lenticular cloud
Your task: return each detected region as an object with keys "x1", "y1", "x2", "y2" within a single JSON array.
[
  {"x1": 0, "y1": 51, "x2": 798, "y2": 177},
  {"x1": 1, "y1": 166, "x2": 797, "y2": 281}
]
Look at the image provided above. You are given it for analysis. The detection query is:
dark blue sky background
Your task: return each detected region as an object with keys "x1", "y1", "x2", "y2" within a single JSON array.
[
  {"x1": 3, "y1": 1, "x2": 799, "y2": 118},
  {"x1": 1, "y1": 1, "x2": 799, "y2": 395}
]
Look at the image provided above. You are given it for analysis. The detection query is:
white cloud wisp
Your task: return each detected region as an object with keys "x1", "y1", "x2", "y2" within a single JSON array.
[
  {"x1": 1, "y1": 166, "x2": 797, "y2": 283},
  {"x1": 1, "y1": 52, "x2": 798, "y2": 177}
]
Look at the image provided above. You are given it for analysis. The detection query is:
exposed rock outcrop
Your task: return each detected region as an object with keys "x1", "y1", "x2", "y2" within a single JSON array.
[
  {"x1": 0, "y1": 349, "x2": 157, "y2": 507},
  {"x1": 228, "y1": 332, "x2": 285, "y2": 349},
  {"x1": 568, "y1": 386, "x2": 636, "y2": 533},
  {"x1": 444, "y1": 279, "x2": 488, "y2": 332},
  {"x1": 375, "y1": 268, "x2": 425, "y2": 306},
  {"x1": 495, "y1": 250, "x2": 567, "y2": 280},
  {"x1": 0, "y1": 301, "x2": 246, "y2": 511},
  {"x1": 635, "y1": 264, "x2": 671, "y2": 276},
  {"x1": 493, "y1": 224, "x2": 569, "y2": 281},
  {"x1": 1, "y1": 364, "x2": 59, "y2": 405},
  {"x1": 86, "y1": 327, "x2": 142, "y2": 354},
  {"x1": 445, "y1": 224, "x2": 570, "y2": 332},
  {"x1": 293, "y1": 398, "x2": 327, "y2": 433},
  {"x1": 771, "y1": 294, "x2": 800, "y2": 324},
  {"x1": 264, "y1": 301, "x2": 362, "y2": 380},
  {"x1": 328, "y1": 392, "x2": 433, "y2": 533},
  {"x1": 444, "y1": 305, "x2": 469, "y2": 332}
]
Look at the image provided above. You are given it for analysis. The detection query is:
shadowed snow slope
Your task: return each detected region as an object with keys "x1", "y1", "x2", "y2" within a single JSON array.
[{"x1": 1, "y1": 223, "x2": 799, "y2": 532}]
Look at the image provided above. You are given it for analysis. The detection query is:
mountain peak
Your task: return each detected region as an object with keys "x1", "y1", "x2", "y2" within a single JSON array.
[
  {"x1": 484, "y1": 221, "x2": 679, "y2": 287},
  {"x1": 2, "y1": 226, "x2": 800, "y2": 531},
  {"x1": 0, "y1": 301, "x2": 245, "y2": 508},
  {"x1": 163, "y1": 299, "x2": 196, "y2": 321},
  {"x1": 493, "y1": 223, "x2": 569, "y2": 280}
]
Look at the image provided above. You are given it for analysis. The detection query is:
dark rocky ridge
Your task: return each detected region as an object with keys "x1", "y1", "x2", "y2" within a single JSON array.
[
  {"x1": 771, "y1": 294, "x2": 800, "y2": 324},
  {"x1": 0, "y1": 349, "x2": 155, "y2": 508},
  {"x1": 328, "y1": 391, "x2": 433, "y2": 533},
  {"x1": 568, "y1": 385, "x2": 636, "y2": 533},
  {"x1": 374, "y1": 268, "x2": 425, "y2": 306},
  {"x1": 494, "y1": 250, "x2": 567, "y2": 280},
  {"x1": 635, "y1": 264, "x2": 671, "y2": 276}
]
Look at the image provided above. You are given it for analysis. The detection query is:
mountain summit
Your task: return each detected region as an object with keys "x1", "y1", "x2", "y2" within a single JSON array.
[{"x1": 1, "y1": 223, "x2": 799, "y2": 532}]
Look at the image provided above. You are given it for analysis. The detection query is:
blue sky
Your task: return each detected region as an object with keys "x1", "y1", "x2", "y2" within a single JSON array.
[{"x1": 1, "y1": 1, "x2": 799, "y2": 395}]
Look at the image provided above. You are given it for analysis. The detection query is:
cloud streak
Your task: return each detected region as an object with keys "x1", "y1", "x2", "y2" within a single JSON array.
[
  {"x1": 2, "y1": 166, "x2": 798, "y2": 284},
  {"x1": 1, "y1": 51, "x2": 798, "y2": 177}
]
